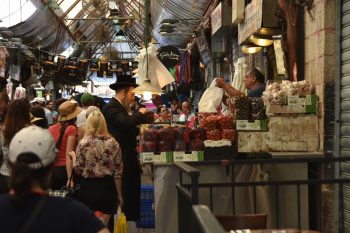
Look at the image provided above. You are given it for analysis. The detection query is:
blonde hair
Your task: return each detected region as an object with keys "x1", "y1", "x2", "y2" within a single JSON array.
[{"x1": 84, "y1": 110, "x2": 109, "y2": 136}]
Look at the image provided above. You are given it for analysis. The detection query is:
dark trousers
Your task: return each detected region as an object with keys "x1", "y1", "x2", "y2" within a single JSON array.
[
  {"x1": 0, "y1": 174, "x2": 9, "y2": 194},
  {"x1": 50, "y1": 166, "x2": 67, "y2": 190}
]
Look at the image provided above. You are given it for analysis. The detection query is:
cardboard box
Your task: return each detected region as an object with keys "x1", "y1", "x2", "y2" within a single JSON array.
[
  {"x1": 266, "y1": 95, "x2": 318, "y2": 114},
  {"x1": 236, "y1": 120, "x2": 268, "y2": 131},
  {"x1": 140, "y1": 152, "x2": 173, "y2": 164},
  {"x1": 173, "y1": 151, "x2": 204, "y2": 162}
]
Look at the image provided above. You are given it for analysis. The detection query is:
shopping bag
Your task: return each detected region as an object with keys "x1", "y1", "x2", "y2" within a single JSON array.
[
  {"x1": 198, "y1": 78, "x2": 224, "y2": 113},
  {"x1": 114, "y1": 207, "x2": 128, "y2": 233}
]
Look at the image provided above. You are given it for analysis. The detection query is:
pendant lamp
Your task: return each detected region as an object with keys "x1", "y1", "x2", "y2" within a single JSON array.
[{"x1": 133, "y1": 0, "x2": 162, "y2": 96}]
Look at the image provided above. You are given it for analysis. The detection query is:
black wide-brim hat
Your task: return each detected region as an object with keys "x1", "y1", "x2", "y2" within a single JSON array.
[{"x1": 109, "y1": 75, "x2": 139, "y2": 90}]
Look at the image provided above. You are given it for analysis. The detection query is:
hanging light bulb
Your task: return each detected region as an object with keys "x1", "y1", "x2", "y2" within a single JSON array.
[
  {"x1": 242, "y1": 44, "x2": 262, "y2": 54},
  {"x1": 134, "y1": 0, "x2": 163, "y2": 97},
  {"x1": 250, "y1": 35, "x2": 273, "y2": 47},
  {"x1": 133, "y1": 76, "x2": 162, "y2": 95},
  {"x1": 143, "y1": 91, "x2": 153, "y2": 101}
]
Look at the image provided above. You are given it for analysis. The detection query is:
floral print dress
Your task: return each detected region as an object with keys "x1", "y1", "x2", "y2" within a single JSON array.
[{"x1": 74, "y1": 134, "x2": 123, "y2": 179}]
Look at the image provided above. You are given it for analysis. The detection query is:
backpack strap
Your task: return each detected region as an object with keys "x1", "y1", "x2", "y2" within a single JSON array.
[{"x1": 18, "y1": 196, "x2": 47, "y2": 233}]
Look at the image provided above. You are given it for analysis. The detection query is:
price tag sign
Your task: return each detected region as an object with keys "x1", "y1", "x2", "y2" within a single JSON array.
[
  {"x1": 288, "y1": 96, "x2": 299, "y2": 106},
  {"x1": 141, "y1": 153, "x2": 154, "y2": 163},
  {"x1": 173, "y1": 152, "x2": 185, "y2": 161}
]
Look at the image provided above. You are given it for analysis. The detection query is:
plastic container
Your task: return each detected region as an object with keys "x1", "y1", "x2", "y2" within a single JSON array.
[
  {"x1": 140, "y1": 185, "x2": 154, "y2": 201},
  {"x1": 136, "y1": 200, "x2": 155, "y2": 228},
  {"x1": 137, "y1": 185, "x2": 155, "y2": 228}
]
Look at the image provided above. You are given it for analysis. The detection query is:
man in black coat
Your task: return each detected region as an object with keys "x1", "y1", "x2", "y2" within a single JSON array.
[{"x1": 103, "y1": 75, "x2": 149, "y2": 230}]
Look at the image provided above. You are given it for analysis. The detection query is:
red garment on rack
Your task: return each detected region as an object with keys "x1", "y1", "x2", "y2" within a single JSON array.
[{"x1": 175, "y1": 64, "x2": 180, "y2": 84}]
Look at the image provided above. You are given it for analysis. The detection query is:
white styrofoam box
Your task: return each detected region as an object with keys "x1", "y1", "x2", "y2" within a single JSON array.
[{"x1": 238, "y1": 115, "x2": 320, "y2": 153}]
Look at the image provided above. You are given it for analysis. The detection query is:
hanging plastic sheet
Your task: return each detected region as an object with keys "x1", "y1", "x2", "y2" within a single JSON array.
[{"x1": 135, "y1": 44, "x2": 174, "y2": 89}]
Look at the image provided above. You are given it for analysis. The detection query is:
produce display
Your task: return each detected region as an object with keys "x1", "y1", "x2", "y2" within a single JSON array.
[
  {"x1": 158, "y1": 141, "x2": 172, "y2": 152},
  {"x1": 190, "y1": 128, "x2": 206, "y2": 141},
  {"x1": 221, "y1": 129, "x2": 235, "y2": 141},
  {"x1": 140, "y1": 125, "x2": 206, "y2": 152},
  {"x1": 199, "y1": 115, "x2": 218, "y2": 131},
  {"x1": 251, "y1": 99, "x2": 267, "y2": 120},
  {"x1": 173, "y1": 140, "x2": 187, "y2": 151},
  {"x1": 159, "y1": 127, "x2": 177, "y2": 144},
  {"x1": 140, "y1": 141, "x2": 158, "y2": 153},
  {"x1": 218, "y1": 115, "x2": 234, "y2": 129},
  {"x1": 188, "y1": 139, "x2": 205, "y2": 151},
  {"x1": 234, "y1": 96, "x2": 266, "y2": 121},
  {"x1": 140, "y1": 112, "x2": 235, "y2": 154},
  {"x1": 234, "y1": 96, "x2": 251, "y2": 120},
  {"x1": 206, "y1": 129, "x2": 221, "y2": 141},
  {"x1": 198, "y1": 113, "x2": 235, "y2": 141},
  {"x1": 262, "y1": 80, "x2": 314, "y2": 105},
  {"x1": 142, "y1": 128, "x2": 159, "y2": 142}
]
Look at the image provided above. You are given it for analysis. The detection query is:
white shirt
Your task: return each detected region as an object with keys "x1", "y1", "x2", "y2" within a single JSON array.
[
  {"x1": 76, "y1": 108, "x2": 87, "y2": 128},
  {"x1": 44, "y1": 107, "x2": 53, "y2": 125},
  {"x1": 178, "y1": 112, "x2": 195, "y2": 123}
]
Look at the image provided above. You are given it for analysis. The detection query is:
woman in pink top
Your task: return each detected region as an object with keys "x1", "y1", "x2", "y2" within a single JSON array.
[{"x1": 49, "y1": 101, "x2": 81, "y2": 190}]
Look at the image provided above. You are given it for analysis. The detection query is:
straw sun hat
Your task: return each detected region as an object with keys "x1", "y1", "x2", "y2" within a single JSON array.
[{"x1": 58, "y1": 101, "x2": 82, "y2": 122}]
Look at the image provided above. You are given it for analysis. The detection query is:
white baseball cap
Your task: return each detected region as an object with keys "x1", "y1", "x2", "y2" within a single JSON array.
[
  {"x1": 30, "y1": 97, "x2": 45, "y2": 104},
  {"x1": 9, "y1": 126, "x2": 57, "y2": 169}
]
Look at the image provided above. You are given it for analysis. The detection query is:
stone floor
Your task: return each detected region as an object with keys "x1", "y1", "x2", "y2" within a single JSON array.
[{"x1": 137, "y1": 228, "x2": 155, "y2": 233}]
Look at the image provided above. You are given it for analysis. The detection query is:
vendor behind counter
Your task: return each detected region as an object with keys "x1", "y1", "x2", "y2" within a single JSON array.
[{"x1": 216, "y1": 67, "x2": 266, "y2": 98}]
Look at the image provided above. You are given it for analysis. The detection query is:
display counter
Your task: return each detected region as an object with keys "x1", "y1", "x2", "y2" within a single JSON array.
[{"x1": 152, "y1": 154, "x2": 321, "y2": 233}]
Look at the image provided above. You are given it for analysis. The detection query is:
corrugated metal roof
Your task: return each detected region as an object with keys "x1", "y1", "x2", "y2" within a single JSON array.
[{"x1": 6, "y1": 0, "x2": 209, "y2": 58}]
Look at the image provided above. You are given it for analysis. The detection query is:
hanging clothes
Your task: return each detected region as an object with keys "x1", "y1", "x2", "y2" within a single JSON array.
[
  {"x1": 6, "y1": 79, "x2": 13, "y2": 100},
  {"x1": 0, "y1": 46, "x2": 9, "y2": 78},
  {"x1": 185, "y1": 51, "x2": 191, "y2": 83},
  {"x1": 14, "y1": 84, "x2": 26, "y2": 99},
  {"x1": 232, "y1": 57, "x2": 248, "y2": 94},
  {"x1": 9, "y1": 65, "x2": 21, "y2": 81}
]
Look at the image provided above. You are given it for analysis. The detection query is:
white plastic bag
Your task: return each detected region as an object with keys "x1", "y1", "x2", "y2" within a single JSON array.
[{"x1": 198, "y1": 78, "x2": 224, "y2": 113}]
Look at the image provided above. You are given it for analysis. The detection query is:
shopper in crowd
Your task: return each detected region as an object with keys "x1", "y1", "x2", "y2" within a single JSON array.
[
  {"x1": 53, "y1": 98, "x2": 66, "y2": 123},
  {"x1": 0, "y1": 126, "x2": 109, "y2": 233},
  {"x1": 94, "y1": 95, "x2": 106, "y2": 110},
  {"x1": 155, "y1": 105, "x2": 170, "y2": 123},
  {"x1": 77, "y1": 105, "x2": 99, "y2": 141},
  {"x1": 76, "y1": 92, "x2": 95, "y2": 128},
  {"x1": 0, "y1": 92, "x2": 9, "y2": 126},
  {"x1": 179, "y1": 101, "x2": 196, "y2": 126},
  {"x1": 103, "y1": 75, "x2": 150, "y2": 232},
  {"x1": 74, "y1": 110, "x2": 123, "y2": 225},
  {"x1": 49, "y1": 101, "x2": 81, "y2": 190},
  {"x1": 0, "y1": 98, "x2": 31, "y2": 194},
  {"x1": 45, "y1": 100, "x2": 55, "y2": 126},
  {"x1": 31, "y1": 105, "x2": 49, "y2": 129},
  {"x1": 170, "y1": 98, "x2": 181, "y2": 114},
  {"x1": 31, "y1": 98, "x2": 54, "y2": 126},
  {"x1": 216, "y1": 67, "x2": 266, "y2": 98},
  {"x1": 131, "y1": 96, "x2": 145, "y2": 114}
]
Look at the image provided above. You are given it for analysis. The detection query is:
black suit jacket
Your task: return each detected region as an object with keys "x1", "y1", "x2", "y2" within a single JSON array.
[{"x1": 103, "y1": 98, "x2": 147, "y2": 152}]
